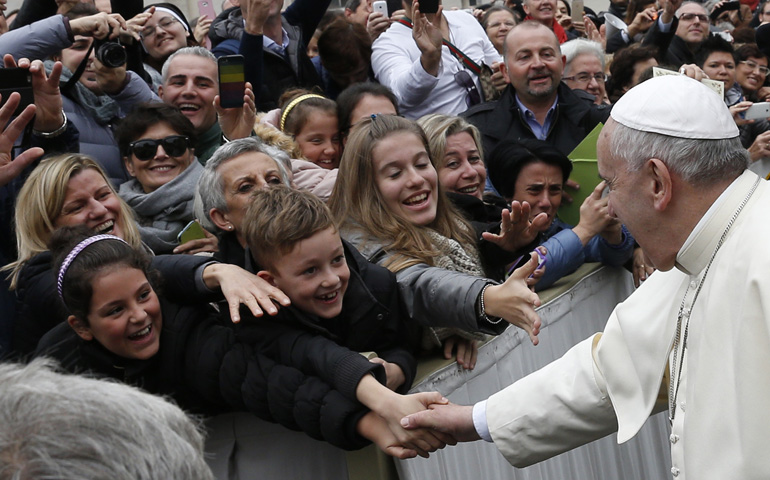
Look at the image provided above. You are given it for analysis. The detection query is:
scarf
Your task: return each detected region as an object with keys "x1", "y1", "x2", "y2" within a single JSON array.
[
  {"x1": 421, "y1": 229, "x2": 488, "y2": 349},
  {"x1": 118, "y1": 161, "x2": 203, "y2": 254},
  {"x1": 45, "y1": 60, "x2": 120, "y2": 126},
  {"x1": 524, "y1": 16, "x2": 568, "y2": 43}
]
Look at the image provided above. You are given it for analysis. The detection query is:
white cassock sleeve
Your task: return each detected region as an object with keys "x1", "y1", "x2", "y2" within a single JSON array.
[{"x1": 486, "y1": 335, "x2": 619, "y2": 467}]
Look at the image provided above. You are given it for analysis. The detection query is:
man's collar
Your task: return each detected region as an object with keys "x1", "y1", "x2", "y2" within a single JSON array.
[{"x1": 514, "y1": 92, "x2": 559, "y2": 116}]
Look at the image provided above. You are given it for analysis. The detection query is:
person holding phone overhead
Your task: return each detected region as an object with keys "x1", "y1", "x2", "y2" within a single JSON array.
[{"x1": 371, "y1": 0, "x2": 502, "y2": 119}]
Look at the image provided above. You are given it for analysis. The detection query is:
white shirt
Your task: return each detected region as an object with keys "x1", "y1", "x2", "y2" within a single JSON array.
[{"x1": 371, "y1": 10, "x2": 501, "y2": 119}]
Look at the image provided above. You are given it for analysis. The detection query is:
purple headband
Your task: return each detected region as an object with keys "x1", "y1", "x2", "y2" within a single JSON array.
[{"x1": 57, "y1": 235, "x2": 129, "y2": 299}]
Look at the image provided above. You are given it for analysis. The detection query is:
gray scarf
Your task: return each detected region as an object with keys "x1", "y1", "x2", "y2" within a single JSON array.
[
  {"x1": 46, "y1": 60, "x2": 120, "y2": 125},
  {"x1": 422, "y1": 229, "x2": 488, "y2": 349},
  {"x1": 119, "y1": 161, "x2": 203, "y2": 254}
]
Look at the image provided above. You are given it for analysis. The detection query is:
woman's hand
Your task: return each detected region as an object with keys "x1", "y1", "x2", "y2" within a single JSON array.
[
  {"x1": 481, "y1": 201, "x2": 550, "y2": 252},
  {"x1": 193, "y1": 14, "x2": 213, "y2": 46},
  {"x1": 729, "y1": 100, "x2": 755, "y2": 126},
  {"x1": 442, "y1": 336, "x2": 478, "y2": 370},
  {"x1": 0, "y1": 93, "x2": 41, "y2": 187},
  {"x1": 748, "y1": 130, "x2": 770, "y2": 162},
  {"x1": 122, "y1": 7, "x2": 154, "y2": 43},
  {"x1": 631, "y1": 247, "x2": 655, "y2": 287},
  {"x1": 201, "y1": 263, "x2": 291, "y2": 322},
  {"x1": 483, "y1": 252, "x2": 542, "y2": 345},
  {"x1": 173, "y1": 227, "x2": 219, "y2": 255}
]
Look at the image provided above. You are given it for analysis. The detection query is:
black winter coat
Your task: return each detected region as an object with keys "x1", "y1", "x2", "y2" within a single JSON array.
[
  {"x1": 462, "y1": 83, "x2": 611, "y2": 160},
  {"x1": 35, "y1": 298, "x2": 376, "y2": 450}
]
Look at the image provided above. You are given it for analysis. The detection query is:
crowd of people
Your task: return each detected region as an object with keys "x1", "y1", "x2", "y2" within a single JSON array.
[{"x1": 0, "y1": 0, "x2": 769, "y2": 477}]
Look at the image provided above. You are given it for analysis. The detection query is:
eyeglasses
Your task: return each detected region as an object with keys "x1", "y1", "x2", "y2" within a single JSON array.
[
  {"x1": 454, "y1": 70, "x2": 481, "y2": 107},
  {"x1": 739, "y1": 60, "x2": 770, "y2": 76},
  {"x1": 129, "y1": 135, "x2": 190, "y2": 161},
  {"x1": 678, "y1": 12, "x2": 708, "y2": 23},
  {"x1": 563, "y1": 72, "x2": 607, "y2": 83},
  {"x1": 140, "y1": 17, "x2": 180, "y2": 40}
]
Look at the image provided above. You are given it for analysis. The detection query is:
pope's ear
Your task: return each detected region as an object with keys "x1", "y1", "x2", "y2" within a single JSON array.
[
  {"x1": 67, "y1": 315, "x2": 93, "y2": 341},
  {"x1": 648, "y1": 158, "x2": 673, "y2": 211}
]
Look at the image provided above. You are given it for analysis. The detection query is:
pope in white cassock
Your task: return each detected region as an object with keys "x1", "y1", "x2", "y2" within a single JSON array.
[{"x1": 401, "y1": 74, "x2": 770, "y2": 479}]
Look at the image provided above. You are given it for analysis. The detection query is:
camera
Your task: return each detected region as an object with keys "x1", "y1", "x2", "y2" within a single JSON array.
[{"x1": 93, "y1": 37, "x2": 126, "y2": 68}]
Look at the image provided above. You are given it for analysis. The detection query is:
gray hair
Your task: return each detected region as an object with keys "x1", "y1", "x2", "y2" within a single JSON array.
[
  {"x1": 676, "y1": 1, "x2": 707, "y2": 16},
  {"x1": 0, "y1": 359, "x2": 213, "y2": 480},
  {"x1": 608, "y1": 121, "x2": 748, "y2": 186},
  {"x1": 162, "y1": 46, "x2": 217, "y2": 84},
  {"x1": 194, "y1": 137, "x2": 292, "y2": 230},
  {"x1": 561, "y1": 38, "x2": 605, "y2": 73}
]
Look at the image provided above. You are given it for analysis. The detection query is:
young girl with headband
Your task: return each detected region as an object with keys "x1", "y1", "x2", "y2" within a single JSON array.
[
  {"x1": 279, "y1": 89, "x2": 341, "y2": 170},
  {"x1": 37, "y1": 225, "x2": 446, "y2": 456}
]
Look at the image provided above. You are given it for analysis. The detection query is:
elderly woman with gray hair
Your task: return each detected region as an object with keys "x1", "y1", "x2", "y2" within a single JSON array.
[
  {"x1": 561, "y1": 39, "x2": 610, "y2": 105},
  {"x1": 195, "y1": 137, "x2": 292, "y2": 267}
]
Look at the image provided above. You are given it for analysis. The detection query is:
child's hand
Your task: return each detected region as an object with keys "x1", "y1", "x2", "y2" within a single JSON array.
[
  {"x1": 357, "y1": 411, "x2": 418, "y2": 459},
  {"x1": 442, "y1": 336, "x2": 478, "y2": 370},
  {"x1": 369, "y1": 358, "x2": 406, "y2": 391}
]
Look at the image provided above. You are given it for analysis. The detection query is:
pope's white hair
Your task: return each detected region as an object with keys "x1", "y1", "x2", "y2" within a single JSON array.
[
  {"x1": 608, "y1": 121, "x2": 748, "y2": 185},
  {"x1": 0, "y1": 359, "x2": 213, "y2": 480}
]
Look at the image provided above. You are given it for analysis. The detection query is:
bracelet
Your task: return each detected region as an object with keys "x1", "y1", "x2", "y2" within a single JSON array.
[
  {"x1": 478, "y1": 283, "x2": 503, "y2": 325},
  {"x1": 33, "y1": 111, "x2": 67, "y2": 138}
]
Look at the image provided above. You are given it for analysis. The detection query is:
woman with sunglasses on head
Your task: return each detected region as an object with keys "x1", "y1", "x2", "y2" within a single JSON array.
[{"x1": 116, "y1": 103, "x2": 216, "y2": 255}]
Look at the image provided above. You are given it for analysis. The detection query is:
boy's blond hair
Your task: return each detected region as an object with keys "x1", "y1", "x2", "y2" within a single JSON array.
[{"x1": 243, "y1": 186, "x2": 336, "y2": 270}]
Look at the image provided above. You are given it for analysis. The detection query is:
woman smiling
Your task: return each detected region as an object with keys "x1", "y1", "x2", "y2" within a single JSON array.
[{"x1": 116, "y1": 103, "x2": 215, "y2": 255}]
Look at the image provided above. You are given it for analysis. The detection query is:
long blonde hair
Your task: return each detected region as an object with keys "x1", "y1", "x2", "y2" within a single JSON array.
[
  {"x1": 6, "y1": 154, "x2": 141, "y2": 289},
  {"x1": 328, "y1": 115, "x2": 476, "y2": 272}
]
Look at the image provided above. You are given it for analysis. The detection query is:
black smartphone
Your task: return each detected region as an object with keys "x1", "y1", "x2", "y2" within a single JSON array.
[
  {"x1": 419, "y1": 0, "x2": 439, "y2": 14},
  {"x1": 710, "y1": 1, "x2": 739, "y2": 20},
  {"x1": 386, "y1": 0, "x2": 402, "y2": 16},
  {"x1": 0, "y1": 68, "x2": 33, "y2": 116},
  {"x1": 217, "y1": 55, "x2": 245, "y2": 109}
]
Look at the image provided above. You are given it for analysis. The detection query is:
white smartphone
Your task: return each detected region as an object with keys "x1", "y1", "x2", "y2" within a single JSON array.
[
  {"x1": 372, "y1": 1, "x2": 387, "y2": 15},
  {"x1": 743, "y1": 102, "x2": 770, "y2": 121},
  {"x1": 572, "y1": 0, "x2": 584, "y2": 23}
]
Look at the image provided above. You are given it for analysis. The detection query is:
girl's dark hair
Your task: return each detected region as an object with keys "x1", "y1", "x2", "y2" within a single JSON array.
[
  {"x1": 487, "y1": 138, "x2": 573, "y2": 199},
  {"x1": 336, "y1": 82, "x2": 399, "y2": 135},
  {"x1": 50, "y1": 226, "x2": 157, "y2": 324},
  {"x1": 115, "y1": 102, "x2": 197, "y2": 157}
]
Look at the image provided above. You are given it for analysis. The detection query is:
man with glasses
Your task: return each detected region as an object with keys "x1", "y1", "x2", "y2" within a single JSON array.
[
  {"x1": 561, "y1": 38, "x2": 610, "y2": 105},
  {"x1": 463, "y1": 21, "x2": 609, "y2": 161},
  {"x1": 642, "y1": 0, "x2": 710, "y2": 68},
  {"x1": 371, "y1": 0, "x2": 501, "y2": 119}
]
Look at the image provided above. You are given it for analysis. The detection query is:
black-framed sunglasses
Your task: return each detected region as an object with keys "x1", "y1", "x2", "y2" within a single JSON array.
[
  {"x1": 129, "y1": 135, "x2": 190, "y2": 161},
  {"x1": 454, "y1": 70, "x2": 481, "y2": 107}
]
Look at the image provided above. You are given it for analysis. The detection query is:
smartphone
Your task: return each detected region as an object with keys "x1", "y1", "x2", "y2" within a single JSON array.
[
  {"x1": 217, "y1": 55, "x2": 245, "y2": 109},
  {"x1": 743, "y1": 102, "x2": 770, "y2": 121},
  {"x1": 373, "y1": 0, "x2": 387, "y2": 16},
  {"x1": 386, "y1": 0, "x2": 402, "y2": 16},
  {"x1": 197, "y1": 0, "x2": 216, "y2": 20},
  {"x1": 572, "y1": 0, "x2": 584, "y2": 23},
  {"x1": 710, "y1": 0, "x2": 739, "y2": 20},
  {"x1": 177, "y1": 220, "x2": 208, "y2": 245},
  {"x1": 419, "y1": 0, "x2": 439, "y2": 15},
  {"x1": 0, "y1": 68, "x2": 33, "y2": 117}
]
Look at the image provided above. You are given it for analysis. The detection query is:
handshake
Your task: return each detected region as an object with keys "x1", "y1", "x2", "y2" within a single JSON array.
[{"x1": 356, "y1": 379, "x2": 479, "y2": 459}]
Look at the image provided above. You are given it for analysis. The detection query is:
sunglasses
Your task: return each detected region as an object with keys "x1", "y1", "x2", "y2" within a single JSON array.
[
  {"x1": 454, "y1": 70, "x2": 481, "y2": 107},
  {"x1": 129, "y1": 135, "x2": 190, "y2": 161}
]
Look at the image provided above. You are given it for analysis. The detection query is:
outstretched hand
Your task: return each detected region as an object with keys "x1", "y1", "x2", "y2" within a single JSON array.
[
  {"x1": 0, "y1": 93, "x2": 42, "y2": 187},
  {"x1": 481, "y1": 201, "x2": 549, "y2": 252},
  {"x1": 483, "y1": 252, "x2": 542, "y2": 345},
  {"x1": 401, "y1": 401, "x2": 480, "y2": 443},
  {"x1": 201, "y1": 263, "x2": 290, "y2": 322}
]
